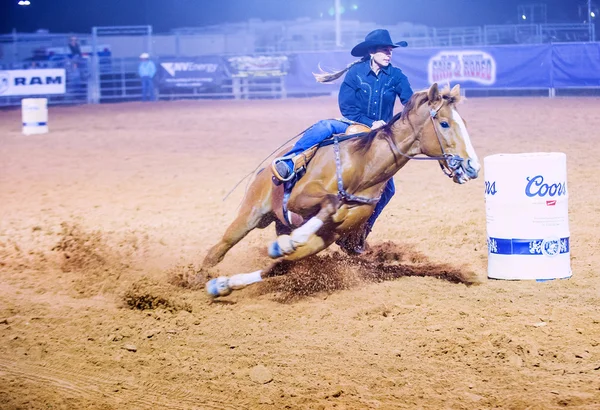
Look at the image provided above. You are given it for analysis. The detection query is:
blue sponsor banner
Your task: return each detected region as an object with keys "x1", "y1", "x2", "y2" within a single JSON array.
[
  {"x1": 397, "y1": 45, "x2": 553, "y2": 89},
  {"x1": 285, "y1": 52, "x2": 355, "y2": 95},
  {"x1": 286, "y1": 43, "x2": 600, "y2": 94},
  {"x1": 158, "y1": 57, "x2": 226, "y2": 91},
  {"x1": 552, "y1": 42, "x2": 600, "y2": 87}
]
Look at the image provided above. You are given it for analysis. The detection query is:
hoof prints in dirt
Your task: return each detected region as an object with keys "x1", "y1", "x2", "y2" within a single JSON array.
[
  {"x1": 258, "y1": 241, "x2": 478, "y2": 302},
  {"x1": 123, "y1": 278, "x2": 192, "y2": 313}
]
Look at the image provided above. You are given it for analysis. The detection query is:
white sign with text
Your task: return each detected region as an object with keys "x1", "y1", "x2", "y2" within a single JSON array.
[{"x1": 0, "y1": 69, "x2": 66, "y2": 96}]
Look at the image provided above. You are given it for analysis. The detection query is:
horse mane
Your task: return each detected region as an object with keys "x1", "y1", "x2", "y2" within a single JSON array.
[
  {"x1": 351, "y1": 86, "x2": 462, "y2": 153},
  {"x1": 351, "y1": 91, "x2": 427, "y2": 153}
]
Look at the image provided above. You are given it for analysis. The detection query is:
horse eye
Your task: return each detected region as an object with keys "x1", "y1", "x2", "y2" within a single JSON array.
[{"x1": 440, "y1": 121, "x2": 450, "y2": 129}]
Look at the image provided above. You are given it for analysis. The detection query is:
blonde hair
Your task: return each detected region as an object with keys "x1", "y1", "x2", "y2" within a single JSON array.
[{"x1": 313, "y1": 55, "x2": 369, "y2": 83}]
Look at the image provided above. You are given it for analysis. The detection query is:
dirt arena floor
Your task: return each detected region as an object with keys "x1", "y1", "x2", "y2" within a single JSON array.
[{"x1": 1, "y1": 96, "x2": 599, "y2": 409}]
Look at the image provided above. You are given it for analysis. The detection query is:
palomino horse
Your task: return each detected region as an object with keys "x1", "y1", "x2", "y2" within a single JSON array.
[{"x1": 203, "y1": 83, "x2": 480, "y2": 297}]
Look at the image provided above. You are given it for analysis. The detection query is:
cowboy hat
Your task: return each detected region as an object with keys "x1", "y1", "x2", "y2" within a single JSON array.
[
  {"x1": 139, "y1": 52, "x2": 150, "y2": 59},
  {"x1": 351, "y1": 29, "x2": 408, "y2": 57}
]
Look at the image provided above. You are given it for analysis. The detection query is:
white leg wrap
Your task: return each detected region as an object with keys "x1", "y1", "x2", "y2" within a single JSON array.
[
  {"x1": 291, "y1": 217, "x2": 324, "y2": 245},
  {"x1": 277, "y1": 235, "x2": 296, "y2": 254},
  {"x1": 228, "y1": 270, "x2": 263, "y2": 290}
]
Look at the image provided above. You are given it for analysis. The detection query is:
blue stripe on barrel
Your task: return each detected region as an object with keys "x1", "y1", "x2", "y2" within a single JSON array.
[{"x1": 488, "y1": 237, "x2": 569, "y2": 256}]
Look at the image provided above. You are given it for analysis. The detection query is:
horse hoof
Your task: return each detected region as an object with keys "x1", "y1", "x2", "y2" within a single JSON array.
[
  {"x1": 268, "y1": 241, "x2": 283, "y2": 258},
  {"x1": 206, "y1": 277, "x2": 232, "y2": 297}
]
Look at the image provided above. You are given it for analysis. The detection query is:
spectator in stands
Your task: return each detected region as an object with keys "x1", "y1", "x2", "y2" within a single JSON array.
[
  {"x1": 271, "y1": 29, "x2": 414, "y2": 254},
  {"x1": 138, "y1": 53, "x2": 157, "y2": 102},
  {"x1": 68, "y1": 37, "x2": 82, "y2": 60}
]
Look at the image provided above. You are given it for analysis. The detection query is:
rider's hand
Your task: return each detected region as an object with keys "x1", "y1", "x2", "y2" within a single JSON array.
[{"x1": 371, "y1": 120, "x2": 387, "y2": 130}]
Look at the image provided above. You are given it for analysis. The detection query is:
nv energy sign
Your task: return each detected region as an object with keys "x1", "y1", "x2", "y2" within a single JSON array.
[
  {"x1": 0, "y1": 69, "x2": 66, "y2": 96},
  {"x1": 159, "y1": 57, "x2": 224, "y2": 90},
  {"x1": 428, "y1": 50, "x2": 496, "y2": 86}
]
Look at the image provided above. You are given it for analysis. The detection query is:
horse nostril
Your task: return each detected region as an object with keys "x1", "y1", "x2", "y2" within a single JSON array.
[
  {"x1": 465, "y1": 159, "x2": 479, "y2": 179},
  {"x1": 447, "y1": 155, "x2": 462, "y2": 169}
]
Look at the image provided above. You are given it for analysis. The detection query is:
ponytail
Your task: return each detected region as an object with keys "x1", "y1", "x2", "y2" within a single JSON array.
[{"x1": 312, "y1": 55, "x2": 369, "y2": 83}]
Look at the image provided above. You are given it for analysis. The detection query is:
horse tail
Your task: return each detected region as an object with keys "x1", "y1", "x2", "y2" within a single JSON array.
[{"x1": 313, "y1": 56, "x2": 369, "y2": 83}]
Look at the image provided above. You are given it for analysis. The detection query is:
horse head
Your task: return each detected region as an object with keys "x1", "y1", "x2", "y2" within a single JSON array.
[{"x1": 415, "y1": 83, "x2": 480, "y2": 184}]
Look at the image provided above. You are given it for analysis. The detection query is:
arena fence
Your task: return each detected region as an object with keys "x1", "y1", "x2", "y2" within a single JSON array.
[
  {"x1": 1, "y1": 21, "x2": 594, "y2": 62},
  {"x1": 1, "y1": 42, "x2": 599, "y2": 107}
]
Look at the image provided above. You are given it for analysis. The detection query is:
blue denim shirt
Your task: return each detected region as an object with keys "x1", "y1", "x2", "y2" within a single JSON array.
[
  {"x1": 338, "y1": 59, "x2": 413, "y2": 127},
  {"x1": 138, "y1": 60, "x2": 157, "y2": 78}
]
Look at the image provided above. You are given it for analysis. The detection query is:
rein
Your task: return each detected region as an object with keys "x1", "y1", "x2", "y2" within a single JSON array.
[
  {"x1": 332, "y1": 100, "x2": 464, "y2": 205},
  {"x1": 381, "y1": 100, "x2": 463, "y2": 179}
]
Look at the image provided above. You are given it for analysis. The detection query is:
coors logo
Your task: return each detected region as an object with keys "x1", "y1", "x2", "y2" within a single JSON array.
[{"x1": 428, "y1": 50, "x2": 496, "y2": 86}]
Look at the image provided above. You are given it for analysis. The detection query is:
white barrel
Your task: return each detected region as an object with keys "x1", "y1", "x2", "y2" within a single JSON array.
[
  {"x1": 484, "y1": 152, "x2": 571, "y2": 280},
  {"x1": 21, "y1": 98, "x2": 49, "y2": 135}
]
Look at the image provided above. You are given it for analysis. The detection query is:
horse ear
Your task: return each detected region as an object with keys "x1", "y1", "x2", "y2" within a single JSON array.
[
  {"x1": 450, "y1": 84, "x2": 461, "y2": 98},
  {"x1": 428, "y1": 83, "x2": 440, "y2": 101}
]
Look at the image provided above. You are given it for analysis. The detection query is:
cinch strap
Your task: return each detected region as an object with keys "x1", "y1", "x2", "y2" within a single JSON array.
[{"x1": 333, "y1": 134, "x2": 381, "y2": 205}]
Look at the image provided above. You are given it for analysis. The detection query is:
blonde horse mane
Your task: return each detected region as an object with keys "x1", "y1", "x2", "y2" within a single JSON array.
[{"x1": 352, "y1": 84, "x2": 464, "y2": 153}]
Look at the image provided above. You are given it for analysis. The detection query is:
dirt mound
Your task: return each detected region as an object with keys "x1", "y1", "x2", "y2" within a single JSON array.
[
  {"x1": 122, "y1": 277, "x2": 192, "y2": 312},
  {"x1": 257, "y1": 242, "x2": 478, "y2": 302}
]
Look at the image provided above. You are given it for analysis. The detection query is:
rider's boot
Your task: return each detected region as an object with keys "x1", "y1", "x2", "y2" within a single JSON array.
[{"x1": 271, "y1": 157, "x2": 295, "y2": 184}]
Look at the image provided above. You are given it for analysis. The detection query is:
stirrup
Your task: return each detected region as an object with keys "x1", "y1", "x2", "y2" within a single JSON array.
[{"x1": 271, "y1": 157, "x2": 295, "y2": 182}]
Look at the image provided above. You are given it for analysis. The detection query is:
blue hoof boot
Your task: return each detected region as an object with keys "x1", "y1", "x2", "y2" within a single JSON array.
[
  {"x1": 268, "y1": 241, "x2": 283, "y2": 258},
  {"x1": 206, "y1": 277, "x2": 232, "y2": 297}
]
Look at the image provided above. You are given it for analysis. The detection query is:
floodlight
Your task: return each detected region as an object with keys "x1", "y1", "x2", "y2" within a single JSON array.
[
  {"x1": 591, "y1": 11, "x2": 596, "y2": 18},
  {"x1": 521, "y1": 14, "x2": 527, "y2": 20},
  {"x1": 18, "y1": 0, "x2": 31, "y2": 5}
]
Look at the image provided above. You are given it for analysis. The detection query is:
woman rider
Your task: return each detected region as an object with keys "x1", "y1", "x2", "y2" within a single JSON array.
[{"x1": 273, "y1": 29, "x2": 414, "y2": 253}]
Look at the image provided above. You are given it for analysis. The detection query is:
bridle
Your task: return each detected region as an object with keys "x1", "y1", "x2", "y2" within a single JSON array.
[
  {"x1": 426, "y1": 100, "x2": 467, "y2": 180},
  {"x1": 332, "y1": 98, "x2": 471, "y2": 205},
  {"x1": 379, "y1": 99, "x2": 467, "y2": 180}
]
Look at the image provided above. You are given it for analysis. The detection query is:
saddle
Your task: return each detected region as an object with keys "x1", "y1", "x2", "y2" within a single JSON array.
[
  {"x1": 270, "y1": 123, "x2": 371, "y2": 228},
  {"x1": 270, "y1": 123, "x2": 371, "y2": 181}
]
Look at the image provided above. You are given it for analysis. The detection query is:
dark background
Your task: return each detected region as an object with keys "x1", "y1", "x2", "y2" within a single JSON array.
[{"x1": 1, "y1": 0, "x2": 595, "y2": 33}]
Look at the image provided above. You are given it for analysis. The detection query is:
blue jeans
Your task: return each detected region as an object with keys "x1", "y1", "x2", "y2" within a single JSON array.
[
  {"x1": 366, "y1": 179, "x2": 395, "y2": 233},
  {"x1": 287, "y1": 119, "x2": 350, "y2": 156},
  {"x1": 286, "y1": 119, "x2": 395, "y2": 235},
  {"x1": 141, "y1": 77, "x2": 155, "y2": 101}
]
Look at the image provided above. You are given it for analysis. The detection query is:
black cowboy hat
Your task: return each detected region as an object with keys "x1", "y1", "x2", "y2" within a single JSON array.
[{"x1": 350, "y1": 29, "x2": 408, "y2": 57}]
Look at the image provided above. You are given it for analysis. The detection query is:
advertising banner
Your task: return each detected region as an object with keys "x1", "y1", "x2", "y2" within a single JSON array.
[
  {"x1": 286, "y1": 44, "x2": 560, "y2": 94},
  {"x1": 227, "y1": 55, "x2": 289, "y2": 77},
  {"x1": 0, "y1": 69, "x2": 66, "y2": 96},
  {"x1": 398, "y1": 45, "x2": 552, "y2": 89},
  {"x1": 552, "y1": 42, "x2": 600, "y2": 87},
  {"x1": 158, "y1": 57, "x2": 226, "y2": 90}
]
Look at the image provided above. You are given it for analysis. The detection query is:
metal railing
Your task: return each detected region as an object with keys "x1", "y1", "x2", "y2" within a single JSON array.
[
  {"x1": 0, "y1": 31, "x2": 92, "y2": 64},
  {"x1": 1, "y1": 21, "x2": 598, "y2": 107},
  {"x1": 483, "y1": 23, "x2": 594, "y2": 45},
  {"x1": 1, "y1": 22, "x2": 594, "y2": 64}
]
